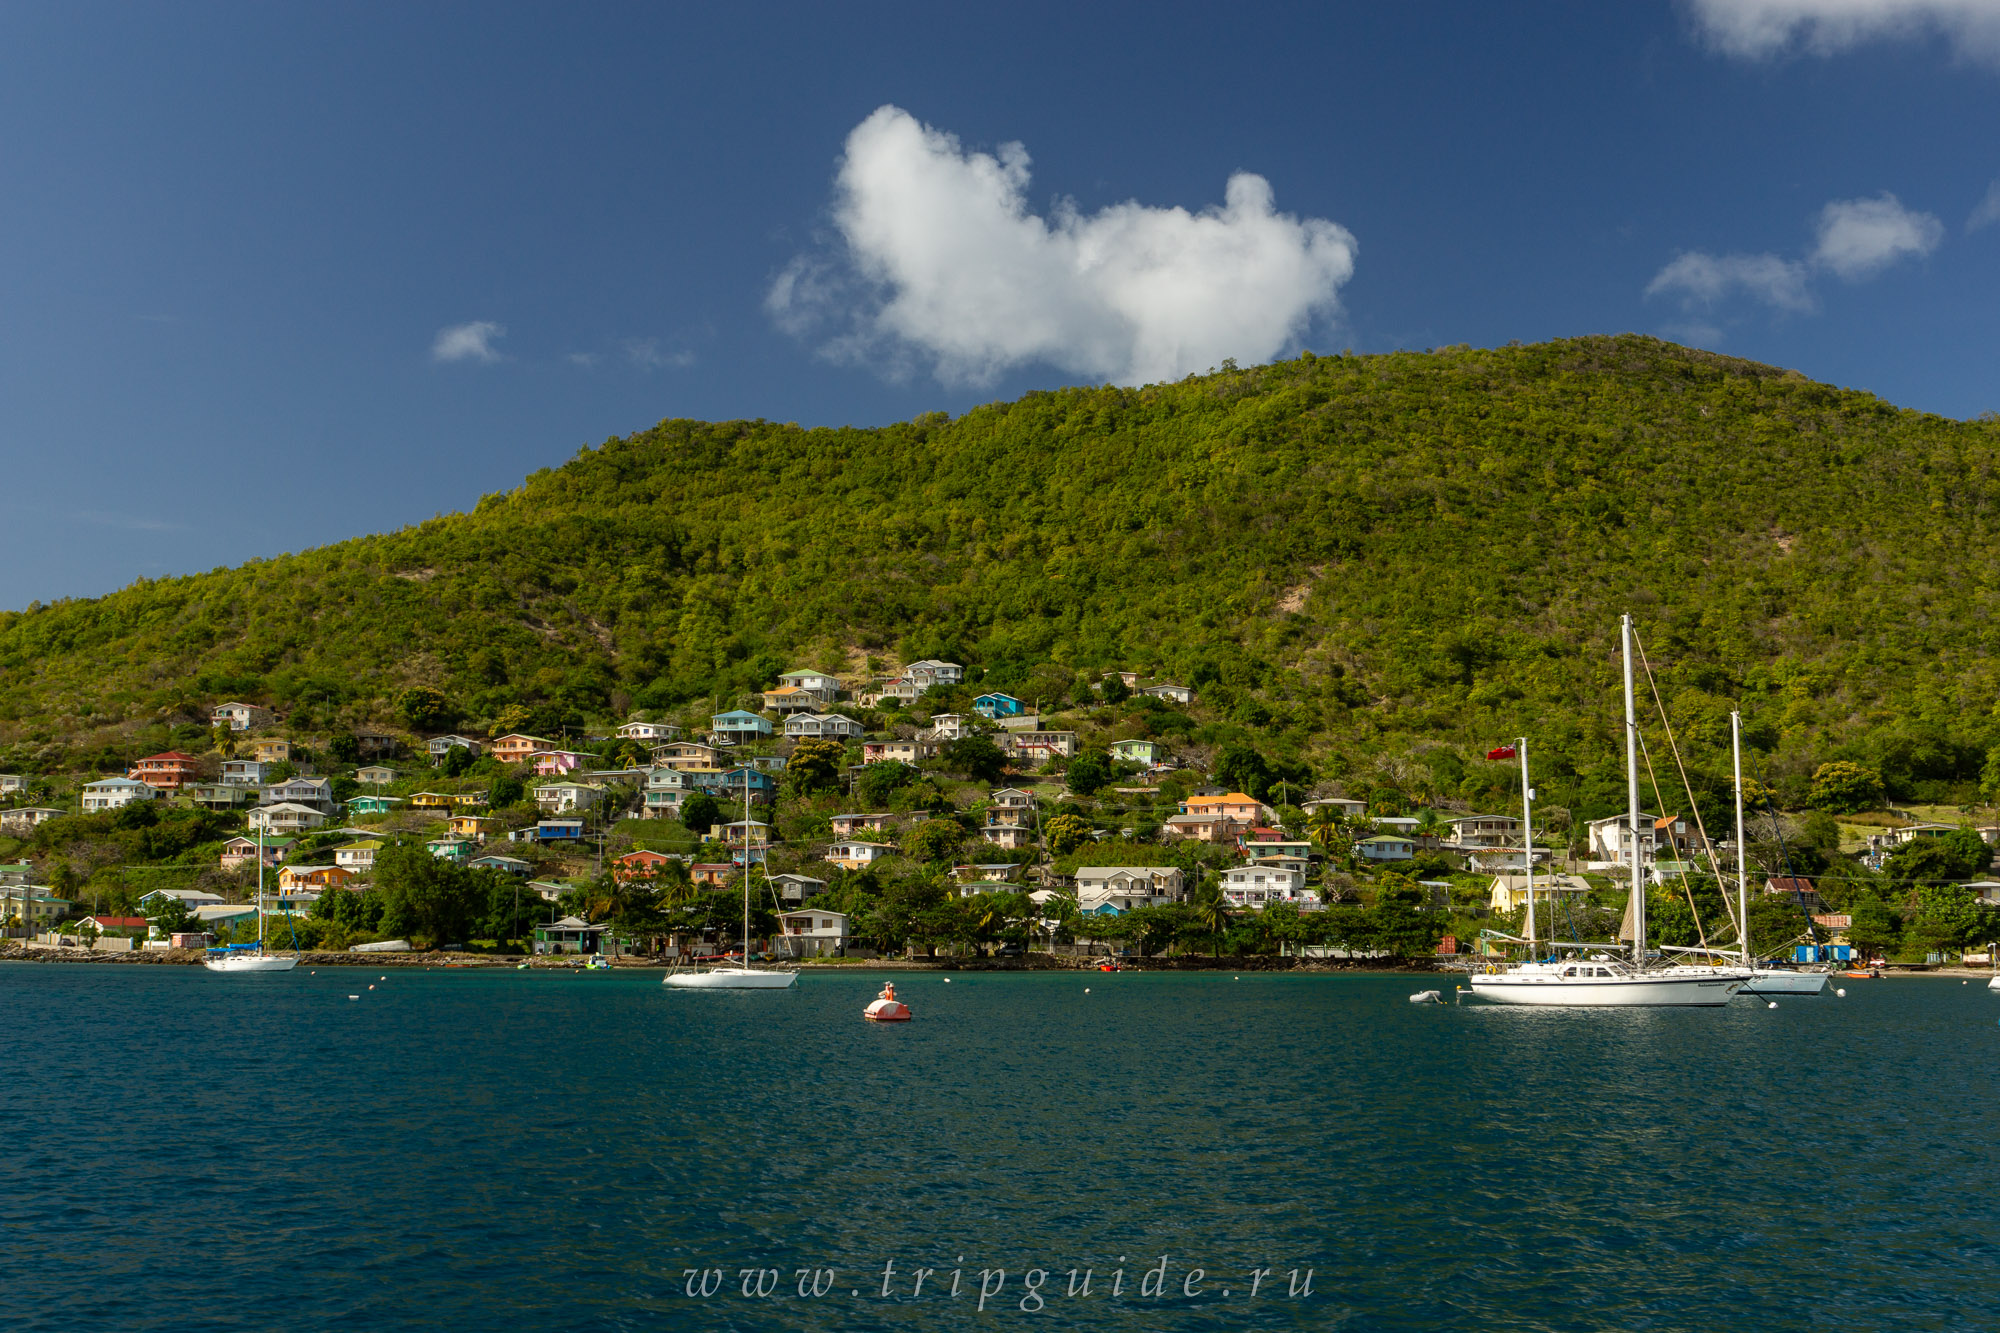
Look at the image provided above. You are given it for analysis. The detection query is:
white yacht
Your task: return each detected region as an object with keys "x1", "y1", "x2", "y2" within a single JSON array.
[
  {"x1": 205, "y1": 827, "x2": 298, "y2": 973},
  {"x1": 1468, "y1": 615, "x2": 1747, "y2": 1007},
  {"x1": 664, "y1": 768, "x2": 797, "y2": 991},
  {"x1": 1725, "y1": 711, "x2": 1828, "y2": 997}
]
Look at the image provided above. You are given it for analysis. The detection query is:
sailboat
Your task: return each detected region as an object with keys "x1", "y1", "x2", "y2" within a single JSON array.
[
  {"x1": 1467, "y1": 616, "x2": 1747, "y2": 1006},
  {"x1": 664, "y1": 764, "x2": 798, "y2": 990},
  {"x1": 1729, "y1": 711, "x2": 1829, "y2": 996},
  {"x1": 205, "y1": 822, "x2": 299, "y2": 973}
]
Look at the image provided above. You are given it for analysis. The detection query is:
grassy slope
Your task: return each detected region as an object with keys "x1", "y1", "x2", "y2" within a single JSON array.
[{"x1": 4, "y1": 334, "x2": 1999, "y2": 806}]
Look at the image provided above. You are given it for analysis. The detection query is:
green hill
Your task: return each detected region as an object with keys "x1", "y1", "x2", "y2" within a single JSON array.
[{"x1": 6, "y1": 334, "x2": 2000, "y2": 812}]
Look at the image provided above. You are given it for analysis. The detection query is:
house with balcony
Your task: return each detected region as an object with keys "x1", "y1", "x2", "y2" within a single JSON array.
[
  {"x1": 248, "y1": 802, "x2": 327, "y2": 835},
  {"x1": 82, "y1": 778, "x2": 162, "y2": 812},
  {"x1": 212, "y1": 701, "x2": 274, "y2": 731},
  {"x1": 355, "y1": 765, "x2": 397, "y2": 786},
  {"x1": 779, "y1": 668, "x2": 843, "y2": 694},
  {"x1": 692, "y1": 766, "x2": 777, "y2": 803},
  {"x1": 128, "y1": 751, "x2": 199, "y2": 790},
  {"x1": 1109, "y1": 739, "x2": 1160, "y2": 765},
  {"x1": 1302, "y1": 797, "x2": 1368, "y2": 820},
  {"x1": 973, "y1": 692, "x2": 1024, "y2": 719},
  {"x1": 220, "y1": 759, "x2": 268, "y2": 786},
  {"x1": 183, "y1": 783, "x2": 249, "y2": 810},
  {"x1": 1354, "y1": 834, "x2": 1415, "y2": 862},
  {"x1": 251, "y1": 738, "x2": 292, "y2": 764},
  {"x1": 449, "y1": 814, "x2": 497, "y2": 841},
  {"x1": 0, "y1": 807, "x2": 64, "y2": 836},
  {"x1": 1486, "y1": 872, "x2": 1593, "y2": 912},
  {"x1": 651, "y1": 741, "x2": 723, "y2": 770},
  {"x1": 261, "y1": 776, "x2": 336, "y2": 814},
  {"x1": 928, "y1": 713, "x2": 977, "y2": 741},
  {"x1": 347, "y1": 794, "x2": 404, "y2": 816},
  {"x1": 1075, "y1": 866, "x2": 1185, "y2": 913},
  {"x1": 614, "y1": 849, "x2": 678, "y2": 882},
  {"x1": 774, "y1": 909, "x2": 849, "y2": 958},
  {"x1": 615, "y1": 720, "x2": 683, "y2": 742},
  {"x1": 278, "y1": 864, "x2": 355, "y2": 891},
  {"x1": 709, "y1": 710, "x2": 773, "y2": 744},
  {"x1": 219, "y1": 836, "x2": 294, "y2": 870},
  {"x1": 763, "y1": 684, "x2": 832, "y2": 714},
  {"x1": 1221, "y1": 865, "x2": 1311, "y2": 909},
  {"x1": 531, "y1": 750, "x2": 590, "y2": 776},
  {"x1": 906, "y1": 659, "x2": 964, "y2": 687},
  {"x1": 643, "y1": 768, "x2": 689, "y2": 818},
  {"x1": 0, "y1": 774, "x2": 26, "y2": 796},
  {"x1": 0, "y1": 882, "x2": 71, "y2": 927},
  {"x1": 988, "y1": 787, "x2": 1037, "y2": 819},
  {"x1": 533, "y1": 782, "x2": 602, "y2": 814},
  {"x1": 768, "y1": 873, "x2": 826, "y2": 907},
  {"x1": 1007, "y1": 731, "x2": 1078, "y2": 763},
  {"x1": 980, "y1": 823, "x2": 1034, "y2": 851},
  {"x1": 826, "y1": 840, "x2": 895, "y2": 870},
  {"x1": 490, "y1": 734, "x2": 558, "y2": 765},
  {"x1": 427, "y1": 735, "x2": 483, "y2": 762},
  {"x1": 333, "y1": 840, "x2": 383, "y2": 874},
  {"x1": 427, "y1": 836, "x2": 474, "y2": 862},
  {"x1": 831, "y1": 812, "x2": 899, "y2": 839},
  {"x1": 1445, "y1": 814, "x2": 1523, "y2": 850},
  {"x1": 862, "y1": 739, "x2": 935, "y2": 766},
  {"x1": 784, "y1": 713, "x2": 865, "y2": 740}
]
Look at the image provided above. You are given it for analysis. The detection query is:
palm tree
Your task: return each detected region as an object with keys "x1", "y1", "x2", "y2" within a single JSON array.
[{"x1": 1191, "y1": 886, "x2": 1232, "y2": 959}]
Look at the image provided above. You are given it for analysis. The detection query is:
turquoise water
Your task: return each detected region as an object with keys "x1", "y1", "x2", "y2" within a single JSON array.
[{"x1": 5, "y1": 964, "x2": 1997, "y2": 1330}]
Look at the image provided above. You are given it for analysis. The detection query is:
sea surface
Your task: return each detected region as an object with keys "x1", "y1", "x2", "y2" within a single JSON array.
[{"x1": 3, "y1": 964, "x2": 1995, "y2": 1331}]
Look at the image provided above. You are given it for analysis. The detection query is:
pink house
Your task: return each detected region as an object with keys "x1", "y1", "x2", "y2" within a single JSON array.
[{"x1": 532, "y1": 750, "x2": 588, "y2": 776}]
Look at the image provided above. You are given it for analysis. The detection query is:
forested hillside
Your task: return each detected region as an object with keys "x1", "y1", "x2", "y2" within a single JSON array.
[{"x1": 6, "y1": 334, "x2": 2000, "y2": 812}]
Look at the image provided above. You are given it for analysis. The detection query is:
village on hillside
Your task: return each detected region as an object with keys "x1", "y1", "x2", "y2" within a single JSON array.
[{"x1": 2, "y1": 660, "x2": 1995, "y2": 966}]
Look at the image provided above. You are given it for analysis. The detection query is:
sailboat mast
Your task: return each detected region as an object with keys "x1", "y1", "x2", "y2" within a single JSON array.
[
  {"x1": 1733, "y1": 710, "x2": 1748, "y2": 969},
  {"x1": 257, "y1": 818, "x2": 265, "y2": 946},
  {"x1": 1623, "y1": 614, "x2": 1644, "y2": 966},
  {"x1": 743, "y1": 765, "x2": 752, "y2": 960},
  {"x1": 1518, "y1": 737, "x2": 1535, "y2": 953}
]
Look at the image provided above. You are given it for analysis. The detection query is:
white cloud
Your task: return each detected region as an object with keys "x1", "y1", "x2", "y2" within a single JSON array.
[
  {"x1": 1968, "y1": 179, "x2": 2000, "y2": 231},
  {"x1": 1810, "y1": 192, "x2": 1944, "y2": 277},
  {"x1": 768, "y1": 105, "x2": 1357, "y2": 387},
  {"x1": 431, "y1": 320, "x2": 506, "y2": 363},
  {"x1": 625, "y1": 338, "x2": 696, "y2": 371},
  {"x1": 1646, "y1": 251, "x2": 1815, "y2": 311},
  {"x1": 1688, "y1": 0, "x2": 2000, "y2": 62}
]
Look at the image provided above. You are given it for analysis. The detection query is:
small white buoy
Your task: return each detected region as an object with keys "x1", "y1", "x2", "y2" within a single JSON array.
[
  {"x1": 944, "y1": 978, "x2": 951, "y2": 983},
  {"x1": 368, "y1": 984, "x2": 375, "y2": 990},
  {"x1": 380, "y1": 975, "x2": 387, "y2": 980},
  {"x1": 1766, "y1": 1001, "x2": 1778, "y2": 1009},
  {"x1": 1836, "y1": 988, "x2": 1847, "y2": 997},
  {"x1": 1084, "y1": 987, "x2": 1091, "y2": 993},
  {"x1": 348, "y1": 995, "x2": 359, "y2": 1000}
]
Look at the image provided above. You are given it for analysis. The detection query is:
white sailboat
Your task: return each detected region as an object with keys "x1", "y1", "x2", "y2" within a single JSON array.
[
  {"x1": 1730, "y1": 710, "x2": 1829, "y2": 996},
  {"x1": 204, "y1": 823, "x2": 298, "y2": 973},
  {"x1": 664, "y1": 765, "x2": 797, "y2": 991},
  {"x1": 1468, "y1": 616, "x2": 1747, "y2": 1007}
]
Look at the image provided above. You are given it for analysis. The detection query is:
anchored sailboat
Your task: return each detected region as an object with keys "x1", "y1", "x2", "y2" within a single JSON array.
[
  {"x1": 204, "y1": 823, "x2": 298, "y2": 973},
  {"x1": 1467, "y1": 616, "x2": 1747, "y2": 1006},
  {"x1": 664, "y1": 762, "x2": 797, "y2": 990},
  {"x1": 1730, "y1": 710, "x2": 1829, "y2": 996}
]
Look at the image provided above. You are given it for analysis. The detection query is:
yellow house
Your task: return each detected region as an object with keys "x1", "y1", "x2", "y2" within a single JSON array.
[
  {"x1": 448, "y1": 792, "x2": 488, "y2": 810},
  {"x1": 408, "y1": 791, "x2": 454, "y2": 811},
  {"x1": 252, "y1": 738, "x2": 291, "y2": 764},
  {"x1": 449, "y1": 814, "x2": 497, "y2": 840}
]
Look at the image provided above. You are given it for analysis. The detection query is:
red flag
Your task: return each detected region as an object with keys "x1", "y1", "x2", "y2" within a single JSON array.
[{"x1": 1486, "y1": 745, "x2": 1517, "y2": 760}]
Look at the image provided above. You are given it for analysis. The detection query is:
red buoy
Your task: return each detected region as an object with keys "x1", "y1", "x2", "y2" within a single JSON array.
[{"x1": 864, "y1": 981, "x2": 912, "y2": 1022}]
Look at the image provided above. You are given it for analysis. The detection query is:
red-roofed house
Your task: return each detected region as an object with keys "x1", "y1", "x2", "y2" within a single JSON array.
[
  {"x1": 128, "y1": 751, "x2": 199, "y2": 790},
  {"x1": 79, "y1": 915, "x2": 150, "y2": 936}
]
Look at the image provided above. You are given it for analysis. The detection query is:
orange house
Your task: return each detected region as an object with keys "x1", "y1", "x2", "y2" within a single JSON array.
[
  {"x1": 614, "y1": 849, "x2": 677, "y2": 882},
  {"x1": 278, "y1": 864, "x2": 356, "y2": 890},
  {"x1": 128, "y1": 751, "x2": 200, "y2": 789},
  {"x1": 1181, "y1": 791, "x2": 1264, "y2": 821},
  {"x1": 490, "y1": 734, "x2": 558, "y2": 765}
]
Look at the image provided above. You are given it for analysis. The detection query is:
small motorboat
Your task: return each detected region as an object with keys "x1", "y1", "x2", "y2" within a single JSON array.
[{"x1": 864, "y1": 981, "x2": 912, "y2": 1022}]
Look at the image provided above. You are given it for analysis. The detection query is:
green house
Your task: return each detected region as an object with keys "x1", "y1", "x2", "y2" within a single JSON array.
[
  {"x1": 1110, "y1": 739, "x2": 1159, "y2": 765},
  {"x1": 348, "y1": 795, "x2": 405, "y2": 816}
]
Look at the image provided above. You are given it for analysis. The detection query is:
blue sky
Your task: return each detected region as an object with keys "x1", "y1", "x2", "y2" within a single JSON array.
[{"x1": 4, "y1": 0, "x2": 1999, "y2": 603}]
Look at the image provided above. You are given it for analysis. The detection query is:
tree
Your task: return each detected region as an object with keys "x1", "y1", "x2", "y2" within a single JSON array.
[
  {"x1": 1886, "y1": 829, "x2": 1989, "y2": 887},
  {"x1": 857, "y1": 760, "x2": 920, "y2": 806},
  {"x1": 1806, "y1": 762, "x2": 1884, "y2": 814},
  {"x1": 326, "y1": 733, "x2": 361, "y2": 765},
  {"x1": 441, "y1": 744, "x2": 475, "y2": 778},
  {"x1": 1911, "y1": 883, "x2": 1979, "y2": 953},
  {"x1": 941, "y1": 736, "x2": 1008, "y2": 783},
  {"x1": 1370, "y1": 872, "x2": 1442, "y2": 957},
  {"x1": 678, "y1": 792, "x2": 722, "y2": 837},
  {"x1": 396, "y1": 686, "x2": 450, "y2": 731},
  {"x1": 493, "y1": 704, "x2": 534, "y2": 736},
  {"x1": 373, "y1": 845, "x2": 483, "y2": 948},
  {"x1": 1043, "y1": 813, "x2": 1091, "y2": 856},
  {"x1": 1065, "y1": 750, "x2": 1113, "y2": 797},
  {"x1": 1212, "y1": 744, "x2": 1274, "y2": 801},
  {"x1": 489, "y1": 774, "x2": 525, "y2": 809},
  {"x1": 1099, "y1": 675, "x2": 1131, "y2": 704},
  {"x1": 145, "y1": 894, "x2": 197, "y2": 938},
  {"x1": 904, "y1": 819, "x2": 964, "y2": 865},
  {"x1": 1846, "y1": 894, "x2": 1901, "y2": 959},
  {"x1": 788, "y1": 738, "x2": 846, "y2": 795}
]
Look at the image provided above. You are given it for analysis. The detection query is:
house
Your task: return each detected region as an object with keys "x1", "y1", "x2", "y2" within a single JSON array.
[
  {"x1": 831, "y1": 812, "x2": 899, "y2": 839},
  {"x1": 278, "y1": 864, "x2": 355, "y2": 891},
  {"x1": 865, "y1": 676, "x2": 927, "y2": 706},
  {"x1": 212, "y1": 701, "x2": 274, "y2": 731},
  {"x1": 355, "y1": 765, "x2": 398, "y2": 786},
  {"x1": 1008, "y1": 731, "x2": 1078, "y2": 762},
  {"x1": 183, "y1": 783, "x2": 249, "y2": 810},
  {"x1": 690, "y1": 862, "x2": 736, "y2": 887},
  {"x1": 490, "y1": 734, "x2": 558, "y2": 765},
  {"x1": 1765, "y1": 876, "x2": 1825, "y2": 912},
  {"x1": 449, "y1": 792, "x2": 488, "y2": 811},
  {"x1": 974, "y1": 692, "x2": 1024, "y2": 719},
  {"x1": 763, "y1": 685, "x2": 831, "y2": 714},
  {"x1": 0, "y1": 883, "x2": 71, "y2": 926},
  {"x1": 427, "y1": 837, "x2": 474, "y2": 862},
  {"x1": 192, "y1": 903, "x2": 258, "y2": 929},
  {"x1": 219, "y1": 836, "x2": 293, "y2": 870},
  {"x1": 1141, "y1": 683, "x2": 1194, "y2": 704},
  {"x1": 1354, "y1": 835, "x2": 1416, "y2": 862},
  {"x1": 709, "y1": 710, "x2": 773, "y2": 743},
  {"x1": 220, "y1": 759, "x2": 268, "y2": 786},
  {"x1": 138, "y1": 887, "x2": 226, "y2": 911},
  {"x1": 775, "y1": 909, "x2": 850, "y2": 958},
  {"x1": 527, "y1": 879, "x2": 569, "y2": 903},
  {"x1": 1075, "y1": 866, "x2": 1185, "y2": 912},
  {"x1": 449, "y1": 814, "x2": 497, "y2": 841},
  {"x1": 0, "y1": 774, "x2": 25, "y2": 795},
  {"x1": 1586, "y1": 812, "x2": 1668, "y2": 863},
  {"x1": 333, "y1": 840, "x2": 383, "y2": 873},
  {"x1": 642, "y1": 768, "x2": 689, "y2": 818},
  {"x1": 533, "y1": 916, "x2": 606, "y2": 956},
  {"x1": 77, "y1": 914, "x2": 152, "y2": 938},
  {"x1": 1184, "y1": 792, "x2": 1265, "y2": 823},
  {"x1": 0, "y1": 807, "x2": 65, "y2": 835},
  {"x1": 353, "y1": 730, "x2": 398, "y2": 759},
  {"x1": 1967, "y1": 881, "x2": 2000, "y2": 908},
  {"x1": 470, "y1": 854, "x2": 534, "y2": 875},
  {"x1": 863, "y1": 740, "x2": 935, "y2": 766},
  {"x1": 1105, "y1": 670, "x2": 1140, "y2": 690},
  {"x1": 928, "y1": 713, "x2": 978, "y2": 741},
  {"x1": 1163, "y1": 812, "x2": 1236, "y2": 842},
  {"x1": 1220, "y1": 865, "x2": 1311, "y2": 908},
  {"x1": 779, "y1": 668, "x2": 843, "y2": 695},
  {"x1": 694, "y1": 766, "x2": 778, "y2": 802},
  {"x1": 711, "y1": 819, "x2": 772, "y2": 849},
  {"x1": 251, "y1": 738, "x2": 291, "y2": 764},
  {"x1": 347, "y1": 794, "x2": 404, "y2": 816},
  {"x1": 128, "y1": 751, "x2": 199, "y2": 790},
  {"x1": 1237, "y1": 831, "x2": 1313, "y2": 870},
  {"x1": 906, "y1": 659, "x2": 963, "y2": 686},
  {"x1": 247, "y1": 802, "x2": 327, "y2": 835},
  {"x1": 615, "y1": 720, "x2": 683, "y2": 742},
  {"x1": 1109, "y1": 739, "x2": 1159, "y2": 765},
  {"x1": 407, "y1": 791, "x2": 456, "y2": 811},
  {"x1": 531, "y1": 750, "x2": 590, "y2": 776},
  {"x1": 785, "y1": 713, "x2": 865, "y2": 740},
  {"x1": 980, "y1": 824, "x2": 1034, "y2": 851},
  {"x1": 509, "y1": 819, "x2": 584, "y2": 844},
  {"x1": 261, "y1": 777, "x2": 336, "y2": 813},
  {"x1": 1891, "y1": 821, "x2": 1960, "y2": 845},
  {"x1": 1445, "y1": 814, "x2": 1523, "y2": 850},
  {"x1": 427, "y1": 734, "x2": 483, "y2": 761},
  {"x1": 952, "y1": 864, "x2": 1024, "y2": 889},
  {"x1": 1488, "y1": 872, "x2": 1593, "y2": 913},
  {"x1": 826, "y1": 840, "x2": 895, "y2": 870},
  {"x1": 652, "y1": 741, "x2": 724, "y2": 771},
  {"x1": 1302, "y1": 797, "x2": 1368, "y2": 820},
  {"x1": 81, "y1": 778, "x2": 162, "y2": 812},
  {"x1": 768, "y1": 873, "x2": 826, "y2": 907},
  {"x1": 613, "y1": 849, "x2": 677, "y2": 882}
]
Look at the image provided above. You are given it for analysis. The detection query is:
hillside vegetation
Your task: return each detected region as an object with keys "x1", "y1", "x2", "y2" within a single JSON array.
[{"x1": 7, "y1": 334, "x2": 2000, "y2": 815}]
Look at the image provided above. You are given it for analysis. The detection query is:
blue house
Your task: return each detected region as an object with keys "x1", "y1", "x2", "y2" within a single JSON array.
[
  {"x1": 693, "y1": 766, "x2": 778, "y2": 802},
  {"x1": 470, "y1": 853, "x2": 534, "y2": 875},
  {"x1": 973, "y1": 692, "x2": 1024, "y2": 719},
  {"x1": 710, "y1": 710, "x2": 773, "y2": 742},
  {"x1": 509, "y1": 818, "x2": 584, "y2": 844}
]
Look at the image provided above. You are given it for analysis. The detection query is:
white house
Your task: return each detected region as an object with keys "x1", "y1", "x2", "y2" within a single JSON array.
[
  {"x1": 826, "y1": 840, "x2": 895, "y2": 870},
  {"x1": 980, "y1": 824, "x2": 1034, "y2": 850},
  {"x1": 1141, "y1": 683, "x2": 1194, "y2": 704},
  {"x1": 615, "y1": 720, "x2": 684, "y2": 742},
  {"x1": 211, "y1": 701, "x2": 273, "y2": 731},
  {"x1": 778, "y1": 668, "x2": 843, "y2": 695},
  {"x1": 333, "y1": 841, "x2": 383, "y2": 873},
  {"x1": 138, "y1": 886, "x2": 226, "y2": 911},
  {"x1": 1302, "y1": 797, "x2": 1368, "y2": 820},
  {"x1": 1354, "y1": 835, "x2": 1415, "y2": 862},
  {"x1": 643, "y1": 768, "x2": 689, "y2": 817},
  {"x1": 906, "y1": 660, "x2": 964, "y2": 686},
  {"x1": 427, "y1": 734, "x2": 483, "y2": 761},
  {"x1": 81, "y1": 778, "x2": 161, "y2": 812},
  {"x1": 355, "y1": 765, "x2": 398, "y2": 786},
  {"x1": 1445, "y1": 814, "x2": 1522, "y2": 850},
  {"x1": 928, "y1": 713, "x2": 977, "y2": 741},
  {"x1": 862, "y1": 740, "x2": 934, "y2": 766},
  {"x1": 534, "y1": 782, "x2": 603, "y2": 814},
  {"x1": 1074, "y1": 866, "x2": 1185, "y2": 912},
  {"x1": 247, "y1": 802, "x2": 327, "y2": 835},
  {"x1": 1007, "y1": 731, "x2": 1078, "y2": 761},
  {"x1": 261, "y1": 776, "x2": 336, "y2": 813},
  {"x1": 768, "y1": 873, "x2": 827, "y2": 907},
  {"x1": 220, "y1": 759, "x2": 268, "y2": 786},
  {"x1": 0, "y1": 807, "x2": 64, "y2": 834},
  {"x1": 0, "y1": 774, "x2": 27, "y2": 795},
  {"x1": 1221, "y1": 865, "x2": 1310, "y2": 908},
  {"x1": 1585, "y1": 813, "x2": 1676, "y2": 863},
  {"x1": 785, "y1": 713, "x2": 865, "y2": 740},
  {"x1": 775, "y1": 908, "x2": 849, "y2": 958}
]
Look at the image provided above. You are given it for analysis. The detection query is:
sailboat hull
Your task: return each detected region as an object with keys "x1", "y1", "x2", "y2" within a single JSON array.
[
  {"x1": 1740, "y1": 969, "x2": 1829, "y2": 995},
  {"x1": 203, "y1": 954, "x2": 299, "y2": 973},
  {"x1": 1467, "y1": 970, "x2": 1743, "y2": 1006},
  {"x1": 663, "y1": 967, "x2": 797, "y2": 990}
]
